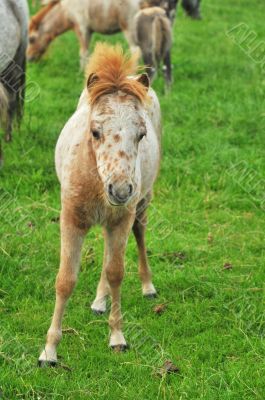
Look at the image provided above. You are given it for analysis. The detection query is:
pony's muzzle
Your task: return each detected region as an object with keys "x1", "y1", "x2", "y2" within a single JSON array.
[{"x1": 107, "y1": 181, "x2": 133, "y2": 206}]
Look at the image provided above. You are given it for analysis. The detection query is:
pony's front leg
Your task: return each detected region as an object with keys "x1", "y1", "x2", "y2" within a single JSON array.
[
  {"x1": 74, "y1": 25, "x2": 91, "y2": 70},
  {"x1": 91, "y1": 229, "x2": 109, "y2": 314},
  {"x1": 38, "y1": 211, "x2": 86, "y2": 366},
  {"x1": 133, "y1": 210, "x2": 157, "y2": 298},
  {"x1": 105, "y1": 215, "x2": 134, "y2": 351}
]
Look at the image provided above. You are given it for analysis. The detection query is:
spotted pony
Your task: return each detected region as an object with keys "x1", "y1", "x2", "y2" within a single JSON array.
[{"x1": 38, "y1": 43, "x2": 162, "y2": 366}]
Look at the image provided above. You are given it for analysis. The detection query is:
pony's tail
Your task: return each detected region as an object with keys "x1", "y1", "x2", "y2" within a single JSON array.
[
  {"x1": 152, "y1": 15, "x2": 172, "y2": 65},
  {"x1": 0, "y1": 82, "x2": 9, "y2": 131}
]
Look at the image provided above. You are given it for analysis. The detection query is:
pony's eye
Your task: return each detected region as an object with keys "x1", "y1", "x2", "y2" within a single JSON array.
[
  {"x1": 92, "y1": 130, "x2": 101, "y2": 140},
  {"x1": 29, "y1": 36, "x2": 36, "y2": 44}
]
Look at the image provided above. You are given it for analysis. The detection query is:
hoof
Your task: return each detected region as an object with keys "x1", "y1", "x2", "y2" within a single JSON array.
[
  {"x1": 91, "y1": 308, "x2": 105, "y2": 315},
  {"x1": 144, "y1": 292, "x2": 157, "y2": 299},
  {"x1": 111, "y1": 344, "x2": 129, "y2": 352},
  {"x1": 91, "y1": 298, "x2": 107, "y2": 315},
  {"x1": 38, "y1": 359, "x2": 57, "y2": 368}
]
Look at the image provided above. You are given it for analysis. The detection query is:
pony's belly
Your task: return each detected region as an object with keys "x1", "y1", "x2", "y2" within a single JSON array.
[{"x1": 88, "y1": 2, "x2": 121, "y2": 34}]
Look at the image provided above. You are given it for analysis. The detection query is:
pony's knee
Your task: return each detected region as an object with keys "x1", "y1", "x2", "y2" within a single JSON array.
[
  {"x1": 106, "y1": 265, "x2": 124, "y2": 287},
  {"x1": 56, "y1": 273, "x2": 76, "y2": 298}
]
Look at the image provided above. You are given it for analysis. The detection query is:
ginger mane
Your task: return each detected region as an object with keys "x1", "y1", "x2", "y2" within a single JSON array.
[
  {"x1": 86, "y1": 43, "x2": 148, "y2": 105},
  {"x1": 30, "y1": 0, "x2": 60, "y2": 31}
]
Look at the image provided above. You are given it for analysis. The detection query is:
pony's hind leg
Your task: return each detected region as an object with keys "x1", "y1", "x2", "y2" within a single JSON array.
[
  {"x1": 105, "y1": 214, "x2": 134, "y2": 351},
  {"x1": 133, "y1": 205, "x2": 157, "y2": 298},
  {"x1": 91, "y1": 229, "x2": 109, "y2": 314},
  {"x1": 38, "y1": 209, "x2": 86, "y2": 366}
]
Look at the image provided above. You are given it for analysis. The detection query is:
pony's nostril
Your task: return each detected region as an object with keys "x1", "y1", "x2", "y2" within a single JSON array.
[
  {"x1": 108, "y1": 184, "x2": 113, "y2": 196},
  {"x1": 128, "y1": 184, "x2": 133, "y2": 196}
]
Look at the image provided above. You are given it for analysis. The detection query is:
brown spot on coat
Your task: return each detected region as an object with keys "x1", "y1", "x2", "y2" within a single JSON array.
[
  {"x1": 118, "y1": 150, "x2": 129, "y2": 160},
  {"x1": 114, "y1": 134, "x2": 121, "y2": 143}
]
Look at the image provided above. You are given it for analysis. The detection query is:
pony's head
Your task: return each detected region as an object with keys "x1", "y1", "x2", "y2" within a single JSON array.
[
  {"x1": 27, "y1": 1, "x2": 66, "y2": 61},
  {"x1": 86, "y1": 44, "x2": 150, "y2": 207}
]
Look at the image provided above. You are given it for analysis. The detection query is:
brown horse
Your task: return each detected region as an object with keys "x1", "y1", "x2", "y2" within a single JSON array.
[{"x1": 38, "y1": 43, "x2": 162, "y2": 366}]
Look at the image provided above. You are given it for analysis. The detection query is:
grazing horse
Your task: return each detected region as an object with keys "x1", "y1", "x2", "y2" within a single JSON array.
[
  {"x1": 38, "y1": 43, "x2": 161, "y2": 366},
  {"x1": 133, "y1": 6, "x2": 172, "y2": 86},
  {"x1": 27, "y1": 0, "x2": 179, "y2": 69},
  {"x1": 0, "y1": 0, "x2": 29, "y2": 164}
]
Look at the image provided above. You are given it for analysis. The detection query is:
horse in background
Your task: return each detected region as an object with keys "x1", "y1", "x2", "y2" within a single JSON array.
[
  {"x1": 133, "y1": 6, "x2": 172, "y2": 87},
  {"x1": 38, "y1": 43, "x2": 161, "y2": 365},
  {"x1": 27, "y1": 0, "x2": 143, "y2": 69},
  {"x1": 0, "y1": 0, "x2": 29, "y2": 165}
]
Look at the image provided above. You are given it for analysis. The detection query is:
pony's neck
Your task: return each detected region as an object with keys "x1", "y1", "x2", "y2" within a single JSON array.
[{"x1": 42, "y1": 4, "x2": 73, "y2": 39}]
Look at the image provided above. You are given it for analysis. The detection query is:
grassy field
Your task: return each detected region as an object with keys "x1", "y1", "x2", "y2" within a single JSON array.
[{"x1": 1, "y1": 0, "x2": 265, "y2": 398}]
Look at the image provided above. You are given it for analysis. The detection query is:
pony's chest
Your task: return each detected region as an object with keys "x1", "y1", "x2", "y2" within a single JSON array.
[{"x1": 63, "y1": 187, "x2": 127, "y2": 229}]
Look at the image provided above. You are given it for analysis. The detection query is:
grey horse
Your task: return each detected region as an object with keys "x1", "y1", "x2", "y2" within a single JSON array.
[{"x1": 0, "y1": 0, "x2": 29, "y2": 164}]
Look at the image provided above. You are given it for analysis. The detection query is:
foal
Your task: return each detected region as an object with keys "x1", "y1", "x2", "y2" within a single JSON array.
[{"x1": 38, "y1": 43, "x2": 162, "y2": 366}]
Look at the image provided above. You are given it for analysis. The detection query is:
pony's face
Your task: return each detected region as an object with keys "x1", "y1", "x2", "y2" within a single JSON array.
[
  {"x1": 27, "y1": 27, "x2": 51, "y2": 61},
  {"x1": 89, "y1": 93, "x2": 147, "y2": 207}
]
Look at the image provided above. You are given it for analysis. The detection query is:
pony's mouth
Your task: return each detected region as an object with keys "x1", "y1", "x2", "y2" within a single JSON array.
[
  {"x1": 106, "y1": 196, "x2": 129, "y2": 208},
  {"x1": 103, "y1": 181, "x2": 138, "y2": 208}
]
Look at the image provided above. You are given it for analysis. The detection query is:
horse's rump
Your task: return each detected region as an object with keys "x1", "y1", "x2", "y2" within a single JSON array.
[{"x1": 152, "y1": 13, "x2": 172, "y2": 63}]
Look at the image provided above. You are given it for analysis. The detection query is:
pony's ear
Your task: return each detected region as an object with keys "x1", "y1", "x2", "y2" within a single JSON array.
[
  {"x1": 137, "y1": 73, "x2": 150, "y2": 88},
  {"x1": 87, "y1": 73, "x2": 99, "y2": 91}
]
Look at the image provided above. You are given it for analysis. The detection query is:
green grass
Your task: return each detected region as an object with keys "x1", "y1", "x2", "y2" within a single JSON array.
[{"x1": 1, "y1": 0, "x2": 265, "y2": 398}]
